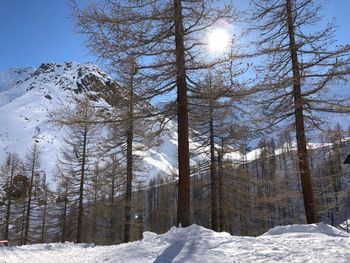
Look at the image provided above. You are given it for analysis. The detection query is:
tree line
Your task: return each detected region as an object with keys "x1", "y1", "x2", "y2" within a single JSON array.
[
  {"x1": 1, "y1": 125, "x2": 350, "y2": 244},
  {"x1": 70, "y1": 0, "x2": 350, "y2": 227},
  {"x1": 1, "y1": 0, "x2": 350, "y2": 245}
]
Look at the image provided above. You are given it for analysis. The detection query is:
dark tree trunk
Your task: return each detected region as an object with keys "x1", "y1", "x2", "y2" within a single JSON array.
[
  {"x1": 4, "y1": 196, "x2": 12, "y2": 245},
  {"x1": 209, "y1": 99, "x2": 218, "y2": 231},
  {"x1": 124, "y1": 72, "x2": 134, "y2": 243},
  {"x1": 61, "y1": 196, "x2": 68, "y2": 242},
  {"x1": 174, "y1": 0, "x2": 190, "y2": 227},
  {"x1": 40, "y1": 202, "x2": 47, "y2": 243},
  {"x1": 4, "y1": 159, "x2": 15, "y2": 245},
  {"x1": 61, "y1": 179, "x2": 68, "y2": 242},
  {"x1": 110, "y1": 157, "x2": 116, "y2": 242},
  {"x1": 286, "y1": 0, "x2": 317, "y2": 224},
  {"x1": 217, "y1": 143, "x2": 224, "y2": 232},
  {"x1": 92, "y1": 170, "x2": 98, "y2": 241},
  {"x1": 77, "y1": 124, "x2": 88, "y2": 243},
  {"x1": 24, "y1": 144, "x2": 37, "y2": 245},
  {"x1": 41, "y1": 195, "x2": 47, "y2": 243},
  {"x1": 20, "y1": 203, "x2": 26, "y2": 245}
]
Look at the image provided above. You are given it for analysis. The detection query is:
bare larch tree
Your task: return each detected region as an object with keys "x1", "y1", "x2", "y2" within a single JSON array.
[
  {"x1": 250, "y1": 0, "x2": 350, "y2": 223},
  {"x1": 72, "y1": 0, "x2": 238, "y2": 227}
]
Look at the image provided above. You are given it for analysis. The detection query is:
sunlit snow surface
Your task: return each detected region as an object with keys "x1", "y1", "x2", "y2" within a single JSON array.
[{"x1": 1, "y1": 224, "x2": 349, "y2": 262}]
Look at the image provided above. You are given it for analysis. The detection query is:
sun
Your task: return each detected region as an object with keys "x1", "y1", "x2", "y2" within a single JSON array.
[{"x1": 207, "y1": 28, "x2": 231, "y2": 54}]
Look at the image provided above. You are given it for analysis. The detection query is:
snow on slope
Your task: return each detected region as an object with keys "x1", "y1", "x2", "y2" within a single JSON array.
[
  {"x1": 1, "y1": 62, "x2": 348, "y2": 186},
  {"x1": 0, "y1": 62, "x2": 112, "y2": 180},
  {"x1": 0, "y1": 61, "x2": 246, "y2": 185},
  {"x1": 0, "y1": 62, "x2": 183, "y2": 184},
  {"x1": 1, "y1": 223, "x2": 349, "y2": 263},
  {"x1": 0, "y1": 67, "x2": 35, "y2": 93}
]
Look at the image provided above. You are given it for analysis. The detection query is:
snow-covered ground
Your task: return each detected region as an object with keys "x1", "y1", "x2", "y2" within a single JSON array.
[{"x1": 1, "y1": 223, "x2": 349, "y2": 263}]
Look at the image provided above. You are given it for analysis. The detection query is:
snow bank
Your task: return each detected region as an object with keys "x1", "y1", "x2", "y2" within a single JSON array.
[
  {"x1": 262, "y1": 223, "x2": 349, "y2": 237},
  {"x1": 1, "y1": 224, "x2": 350, "y2": 262}
]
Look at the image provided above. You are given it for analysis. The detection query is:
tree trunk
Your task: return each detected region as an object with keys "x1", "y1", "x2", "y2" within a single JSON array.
[
  {"x1": 41, "y1": 174, "x2": 47, "y2": 243},
  {"x1": 4, "y1": 158, "x2": 15, "y2": 244},
  {"x1": 61, "y1": 197, "x2": 67, "y2": 242},
  {"x1": 174, "y1": 0, "x2": 190, "y2": 227},
  {"x1": 24, "y1": 144, "x2": 37, "y2": 245},
  {"x1": 286, "y1": 0, "x2": 317, "y2": 224},
  {"x1": 40, "y1": 202, "x2": 47, "y2": 243},
  {"x1": 217, "y1": 144, "x2": 224, "y2": 232},
  {"x1": 61, "y1": 179, "x2": 68, "y2": 242},
  {"x1": 77, "y1": 124, "x2": 87, "y2": 243},
  {"x1": 4, "y1": 196, "x2": 12, "y2": 245},
  {"x1": 124, "y1": 72, "x2": 134, "y2": 243},
  {"x1": 20, "y1": 203, "x2": 26, "y2": 245},
  {"x1": 209, "y1": 97, "x2": 218, "y2": 231},
  {"x1": 92, "y1": 170, "x2": 98, "y2": 242},
  {"x1": 110, "y1": 157, "x2": 116, "y2": 243}
]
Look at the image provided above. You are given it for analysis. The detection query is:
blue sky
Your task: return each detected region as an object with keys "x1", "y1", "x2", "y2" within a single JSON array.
[
  {"x1": 0, "y1": 0, "x2": 349, "y2": 72},
  {"x1": 0, "y1": 0, "x2": 94, "y2": 71}
]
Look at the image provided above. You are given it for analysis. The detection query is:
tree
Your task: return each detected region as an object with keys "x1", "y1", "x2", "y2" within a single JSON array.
[
  {"x1": 250, "y1": 0, "x2": 350, "y2": 223},
  {"x1": 38, "y1": 172, "x2": 50, "y2": 243},
  {"x1": 55, "y1": 169, "x2": 72, "y2": 242},
  {"x1": 73, "y1": 0, "x2": 238, "y2": 227},
  {"x1": 102, "y1": 155, "x2": 124, "y2": 244},
  {"x1": 51, "y1": 97, "x2": 101, "y2": 243},
  {"x1": 189, "y1": 71, "x2": 242, "y2": 231},
  {"x1": 0, "y1": 153, "x2": 25, "y2": 244},
  {"x1": 100, "y1": 54, "x2": 159, "y2": 242},
  {"x1": 23, "y1": 143, "x2": 43, "y2": 245}
]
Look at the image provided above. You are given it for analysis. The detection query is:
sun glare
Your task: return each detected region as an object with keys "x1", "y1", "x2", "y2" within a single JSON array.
[{"x1": 207, "y1": 28, "x2": 231, "y2": 54}]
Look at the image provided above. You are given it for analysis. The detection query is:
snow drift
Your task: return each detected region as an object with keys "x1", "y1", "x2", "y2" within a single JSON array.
[{"x1": 1, "y1": 223, "x2": 349, "y2": 263}]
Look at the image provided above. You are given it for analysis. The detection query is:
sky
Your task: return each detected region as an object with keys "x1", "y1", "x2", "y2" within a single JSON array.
[
  {"x1": 0, "y1": 0, "x2": 95, "y2": 71},
  {"x1": 0, "y1": 0, "x2": 349, "y2": 72}
]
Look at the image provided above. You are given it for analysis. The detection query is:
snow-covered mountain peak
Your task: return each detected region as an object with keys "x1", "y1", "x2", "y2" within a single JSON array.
[
  {"x1": 0, "y1": 61, "x2": 115, "y2": 108},
  {"x1": 0, "y1": 62, "x2": 117, "y2": 178},
  {"x1": 21, "y1": 61, "x2": 112, "y2": 94}
]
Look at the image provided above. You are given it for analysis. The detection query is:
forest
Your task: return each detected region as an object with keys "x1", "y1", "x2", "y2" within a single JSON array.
[{"x1": 1, "y1": 0, "x2": 350, "y2": 246}]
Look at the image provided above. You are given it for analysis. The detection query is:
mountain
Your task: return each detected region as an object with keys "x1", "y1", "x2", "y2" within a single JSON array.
[
  {"x1": 0, "y1": 67, "x2": 35, "y2": 93},
  {"x1": 0, "y1": 62, "x2": 182, "y2": 184},
  {"x1": 1, "y1": 62, "x2": 350, "y2": 242},
  {"x1": 1, "y1": 62, "x2": 348, "y2": 186}
]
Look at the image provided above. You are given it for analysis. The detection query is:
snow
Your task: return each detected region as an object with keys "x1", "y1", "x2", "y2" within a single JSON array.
[
  {"x1": 0, "y1": 67, "x2": 35, "y2": 93},
  {"x1": 0, "y1": 62, "x2": 256, "y2": 185},
  {"x1": 1, "y1": 223, "x2": 349, "y2": 262},
  {"x1": 262, "y1": 223, "x2": 349, "y2": 237},
  {"x1": 1, "y1": 62, "x2": 349, "y2": 186},
  {"x1": 0, "y1": 62, "x2": 182, "y2": 184},
  {"x1": 0, "y1": 62, "x2": 107, "y2": 182}
]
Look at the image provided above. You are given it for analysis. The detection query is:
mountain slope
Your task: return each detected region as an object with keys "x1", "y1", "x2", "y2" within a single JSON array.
[
  {"x1": 0, "y1": 67, "x2": 35, "y2": 93},
  {"x1": 0, "y1": 62, "x2": 180, "y2": 184},
  {"x1": 1, "y1": 62, "x2": 347, "y2": 186}
]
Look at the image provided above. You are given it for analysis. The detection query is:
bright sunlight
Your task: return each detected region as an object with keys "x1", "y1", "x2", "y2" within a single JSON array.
[{"x1": 207, "y1": 28, "x2": 231, "y2": 54}]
